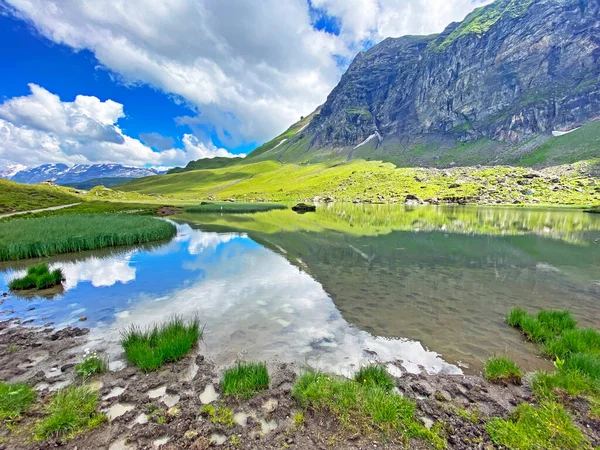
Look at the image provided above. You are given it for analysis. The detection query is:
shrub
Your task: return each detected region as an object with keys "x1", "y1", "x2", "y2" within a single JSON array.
[
  {"x1": 221, "y1": 362, "x2": 270, "y2": 399},
  {"x1": 8, "y1": 263, "x2": 64, "y2": 291},
  {"x1": 292, "y1": 371, "x2": 445, "y2": 448},
  {"x1": 34, "y1": 386, "x2": 106, "y2": 440},
  {"x1": 0, "y1": 382, "x2": 36, "y2": 421},
  {"x1": 0, "y1": 214, "x2": 177, "y2": 261},
  {"x1": 121, "y1": 317, "x2": 201, "y2": 372},
  {"x1": 75, "y1": 350, "x2": 108, "y2": 379},
  {"x1": 486, "y1": 402, "x2": 591, "y2": 449},
  {"x1": 354, "y1": 365, "x2": 395, "y2": 391},
  {"x1": 483, "y1": 357, "x2": 522, "y2": 385}
]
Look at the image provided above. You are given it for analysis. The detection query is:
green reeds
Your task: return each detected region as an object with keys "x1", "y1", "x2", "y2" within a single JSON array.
[
  {"x1": 0, "y1": 382, "x2": 36, "y2": 421},
  {"x1": 120, "y1": 316, "x2": 202, "y2": 372},
  {"x1": 34, "y1": 386, "x2": 106, "y2": 441},
  {"x1": 221, "y1": 362, "x2": 270, "y2": 399},
  {"x1": 8, "y1": 263, "x2": 64, "y2": 290},
  {"x1": 483, "y1": 357, "x2": 522, "y2": 385},
  {"x1": 0, "y1": 214, "x2": 176, "y2": 261}
]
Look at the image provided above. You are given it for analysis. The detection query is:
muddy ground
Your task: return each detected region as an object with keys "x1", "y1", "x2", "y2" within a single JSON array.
[{"x1": 1, "y1": 319, "x2": 598, "y2": 450}]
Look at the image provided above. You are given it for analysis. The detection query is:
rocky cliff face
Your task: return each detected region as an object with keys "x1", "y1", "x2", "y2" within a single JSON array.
[{"x1": 283, "y1": 0, "x2": 599, "y2": 165}]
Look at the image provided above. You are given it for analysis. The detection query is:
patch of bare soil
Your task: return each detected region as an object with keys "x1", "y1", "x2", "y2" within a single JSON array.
[{"x1": 0, "y1": 320, "x2": 597, "y2": 449}]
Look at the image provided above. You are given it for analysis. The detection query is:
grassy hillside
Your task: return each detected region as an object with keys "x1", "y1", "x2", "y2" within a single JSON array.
[
  {"x1": 119, "y1": 158, "x2": 599, "y2": 207},
  {"x1": 0, "y1": 179, "x2": 81, "y2": 214},
  {"x1": 167, "y1": 156, "x2": 245, "y2": 174}
]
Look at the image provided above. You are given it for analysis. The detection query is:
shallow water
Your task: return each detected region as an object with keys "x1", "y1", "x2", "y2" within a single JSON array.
[{"x1": 1, "y1": 205, "x2": 599, "y2": 374}]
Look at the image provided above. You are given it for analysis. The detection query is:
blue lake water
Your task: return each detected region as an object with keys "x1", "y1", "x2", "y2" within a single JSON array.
[{"x1": 2, "y1": 205, "x2": 599, "y2": 375}]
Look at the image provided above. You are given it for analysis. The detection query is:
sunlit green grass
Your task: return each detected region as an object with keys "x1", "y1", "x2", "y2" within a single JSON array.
[
  {"x1": 486, "y1": 401, "x2": 591, "y2": 450},
  {"x1": 483, "y1": 357, "x2": 522, "y2": 385},
  {"x1": 221, "y1": 362, "x2": 270, "y2": 399},
  {"x1": 34, "y1": 386, "x2": 106, "y2": 440},
  {"x1": 292, "y1": 371, "x2": 445, "y2": 448},
  {"x1": 354, "y1": 365, "x2": 395, "y2": 391},
  {"x1": 120, "y1": 317, "x2": 202, "y2": 372},
  {"x1": 0, "y1": 179, "x2": 81, "y2": 215},
  {"x1": 0, "y1": 214, "x2": 176, "y2": 261},
  {"x1": 0, "y1": 382, "x2": 36, "y2": 421},
  {"x1": 8, "y1": 263, "x2": 64, "y2": 290}
]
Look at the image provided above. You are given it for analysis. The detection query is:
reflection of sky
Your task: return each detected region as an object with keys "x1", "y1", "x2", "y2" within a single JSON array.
[{"x1": 0, "y1": 224, "x2": 459, "y2": 375}]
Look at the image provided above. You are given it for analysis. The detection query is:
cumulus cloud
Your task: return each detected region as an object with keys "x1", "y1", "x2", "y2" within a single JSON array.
[{"x1": 0, "y1": 84, "x2": 241, "y2": 168}]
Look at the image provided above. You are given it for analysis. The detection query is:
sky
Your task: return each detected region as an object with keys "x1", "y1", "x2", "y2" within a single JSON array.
[{"x1": 0, "y1": 0, "x2": 491, "y2": 170}]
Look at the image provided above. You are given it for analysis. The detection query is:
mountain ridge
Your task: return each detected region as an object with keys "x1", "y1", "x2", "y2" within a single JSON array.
[
  {"x1": 6, "y1": 163, "x2": 165, "y2": 185},
  {"x1": 245, "y1": 0, "x2": 600, "y2": 167}
]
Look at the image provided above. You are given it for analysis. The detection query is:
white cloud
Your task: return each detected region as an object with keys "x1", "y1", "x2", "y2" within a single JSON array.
[{"x1": 0, "y1": 84, "x2": 241, "y2": 168}]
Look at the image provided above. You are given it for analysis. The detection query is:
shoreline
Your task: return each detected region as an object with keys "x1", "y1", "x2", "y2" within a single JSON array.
[{"x1": 2, "y1": 318, "x2": 599, "y2": 449}]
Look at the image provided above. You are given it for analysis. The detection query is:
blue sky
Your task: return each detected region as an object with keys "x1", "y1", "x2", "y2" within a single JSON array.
[{"x1": 0, "y1": 0, "x2": 488, "y2": 170}]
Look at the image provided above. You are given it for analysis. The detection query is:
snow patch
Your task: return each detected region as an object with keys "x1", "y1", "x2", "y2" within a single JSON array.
[
  {"x1": 353, "y1": 131, "x2": 382, "y2": 150},
  {"x1": 552, "y1": 127, "x2": 580, "y2": 137}
]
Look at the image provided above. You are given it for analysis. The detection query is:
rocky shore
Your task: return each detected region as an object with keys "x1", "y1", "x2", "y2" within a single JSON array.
[{"x1": 1, "y1": 319, "x2": 599, "y2": 450}]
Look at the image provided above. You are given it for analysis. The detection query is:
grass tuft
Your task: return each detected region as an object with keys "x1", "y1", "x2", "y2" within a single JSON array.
[
  {"x1": 354, "y1": 365, "x2": 395, "y2": 391},
  {"x1": 543, "y1": 328, "x2": 600, "y2": 360},
  {"x1": 120, "y1": 316, "x2": 202, "y2": 372},
  {"x1": 200, "y1": 404, "x2": 235, "y2": 427},
  {"x1": 75, "y1": 350, "x2": 108, "y2": 379},
  {"x1": 34, "y1": 385, "x2": 106, "y2": 441},
  {"x1": 292, "y1": 370, "x2": 445, "y2": 448},
  {"x1": 0, "y1": 214, "x2": 176, "y2": 261},
  {"x1": 221, "y1": 362, "x2": 270, "y2": 399},
  {"x1": 8, "y1": 263, "x2": 64, "y2": 291},
  {"x1": 486, "y1": 401, "x2": 591, "y2": 449},
  {"x1": 483, "y1": 357, "x2": 522, "y2": 385},
  {"x1": 0, "y1": 382, "x2": 36, "y2": 421}
]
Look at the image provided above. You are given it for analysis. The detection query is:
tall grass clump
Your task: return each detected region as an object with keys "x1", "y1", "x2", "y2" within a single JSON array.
[
  {"x1": 120, "y1": 316, "x2": 201, "y2": 372},
  {"x1": 8, "y1": 263, "x2": 64, "y2": 290},
  {"x1": 184, "y1": 202, "x2": 286, "y2": 214},
  {"x1": 221, "y1": 362, "x2": 270, "y2": 399},
  {"x1": 0, "y1": 214, "x2": 177, "y2": 261},
  {"x1": 486, "y1": 402, "x2": 591, "y2": 450},
  {"x1": 0, "y1": 382, "x2": 36, "y2": 421},
  {"x1": 34, "y1": 386, "x2": 106, "y2": 441},
  {"x1": 483, "y1": 357, "x2": 522, "y2": 385},
  {"x1": 354, "y1": 365, "x2": 395, "y2": 391},
  {"x1": 507, "y1": 307, "x2": 600, "y2": 404},
  {"x1": 292, "y1": 371, "x2": 445, "y2": 448}
]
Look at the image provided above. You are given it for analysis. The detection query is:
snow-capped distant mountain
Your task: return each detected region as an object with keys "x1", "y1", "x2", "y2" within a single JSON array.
[
  {"x1": 0, "y1": 164, "x2": 28, "y2": 179},
  {"x1": 7, "y1": 164, "x2": 165, "y2": 185}
]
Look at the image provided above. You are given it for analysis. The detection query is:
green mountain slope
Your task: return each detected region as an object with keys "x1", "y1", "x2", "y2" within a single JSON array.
[{"x1": 0, "y1": 179, "x2": 81, "y2": 214}]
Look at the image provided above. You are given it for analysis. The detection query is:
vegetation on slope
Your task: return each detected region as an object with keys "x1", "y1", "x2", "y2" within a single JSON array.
[
  {"x1": 167, "y1": 156, "x2": 244, "y2": 174},
  {"x1": 63, "y1": 177, "x2": 134, "y2": 190},
  {"x1": 0, "y1": 214, "x2": 177, "y2": 261},
  {"x1": 119, "y1": 159, "x2": 599, "y2": 207},
  {"x1": 183, "y1": 202, "x2": 285, "y2": 214},
  {"x1": 0, "y1": 179, "x2": 81, "y2": 215},
  {"x1": 430, "y1": 0, "x2": 534, "y2": 51}
]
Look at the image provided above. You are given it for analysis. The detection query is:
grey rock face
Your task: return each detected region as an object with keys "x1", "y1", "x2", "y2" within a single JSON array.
[{"x1": 308, "y1": 0, "x2": 600, "y2": 150}]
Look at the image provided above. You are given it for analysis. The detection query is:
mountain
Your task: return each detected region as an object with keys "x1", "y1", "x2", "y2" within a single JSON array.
[
  {"x1": 62, "y1": 177, "x2": 136, "y2": 190},
  {"x1": 248, "y1": 0, "x2": 600, "y2": 167},
  {"x1": 7, "y1": 164, "x2": 165, "y2": 185},
  {"x1": 167, "y1": 156, "x2": 245, "y2": 174},
  {"x1": 0, "y1": 164, "x2": 27, "y2": 179}
]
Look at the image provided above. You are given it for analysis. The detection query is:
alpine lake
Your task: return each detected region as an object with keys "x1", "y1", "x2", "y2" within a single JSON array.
[{"x1": 2, "y1": 204, "x2": 599, "y2": 377}]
